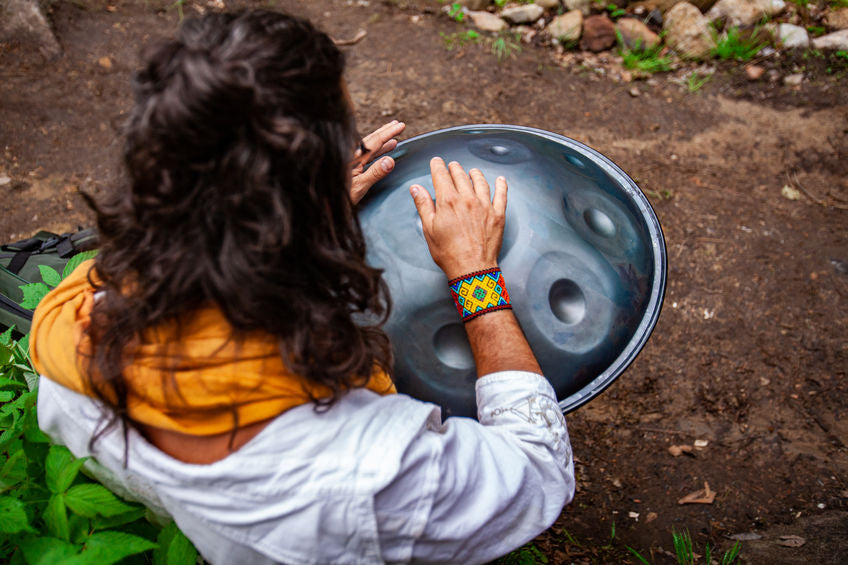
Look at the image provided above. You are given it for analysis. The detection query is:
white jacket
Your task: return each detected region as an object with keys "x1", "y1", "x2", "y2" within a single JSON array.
[{"x1": 37, "y1": 371, "x2": 574, "y2": 564}]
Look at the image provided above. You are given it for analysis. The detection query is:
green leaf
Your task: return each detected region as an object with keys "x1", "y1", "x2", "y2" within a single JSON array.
[
  {"x1": 45, "y1": 445, "x2": 76, "y2": 493},
  {"x1": 68, "y1": 513, "x2": 91, "y2": 545},
  {"x1": 65, "y1": 484, "x2": 138, "y2": 517},
  {"x1": 153, "y1": 521, "x2": 198, "y2": 565},
  {"x1": 0, "y1": 376, "x2": 27, "y2": 389},
  {"x1": 62, "y1": 251, "x2": 98, "y2": 280},
  {"x1": 18, "y1": 282, "x2": 50, "y2": 309},
  {"x1": 44, "y1": 494, "x2": 70, "y2": 541},
  {"x1": 66, "y1": 531, "x2": 158, "y2": 565},
  {"x1": 0, "y1": 446, "x2": 27, "y2": 488},
  {"x1": 38, "y1": 265, "x2": 62, "y2": 287},
  {"x1": 17, "y1": 535, "x2": 80, "y2": 565},
  {"x1": 92, "y1": 507, "x2": 146, "y2": 530},
  {"x1": 0, "y1": 326, "x2": 13, "y2": 345},
  {"x1": 0, "y1": 390, "x2": 13, "y2": 402},
  {"x1": 0, "y1": 495, "x2": 36, "y2": 534}
]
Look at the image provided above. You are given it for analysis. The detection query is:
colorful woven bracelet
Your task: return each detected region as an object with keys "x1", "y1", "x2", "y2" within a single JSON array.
[{"x1": 448, "y1": 267, "x2": 512, "y2": 322}]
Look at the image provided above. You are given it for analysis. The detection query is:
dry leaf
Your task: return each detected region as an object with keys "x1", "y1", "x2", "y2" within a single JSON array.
[
  {"x1": 668, "y1": 444, "x2": 694, "y2": 457},
  {"x1": 777, "y1": 535, "x2": 806, "y2": 548},
  {"x1": 98, "y1": 56, "x2": 113, "y2": 69},
  {"x1": 646, "y1": 512, "x2": 658, "y2": 523},
  {"x1": 678, "y1": 481, "x2": 716, "y2": 505}
]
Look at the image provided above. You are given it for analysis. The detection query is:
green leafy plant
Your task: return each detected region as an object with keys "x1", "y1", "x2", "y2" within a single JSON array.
[
  {"x1": 806, "y1": 25, "x2": 826, "y2": 37},
  {"x1": 488, "y1": 31, "x2": 522, "y2": 62},
  {"x1": 686, "y1": 71, "x2": 712, "y2": 92},
  {"x1": 712, "y1": 26, "x2": 768, "y2": 61},
  {"x1": 627, "y1": 530, "x2": 742, "y2": 565},
  {"x1": 440, "y1": 29, "x2": 481, "y2": 51},
  {"x1": 617, "y1": 32, "x2": 672, "y2": 73},
  {"x1": 836, "y1": 50, "x2": 848, "y2": 61},
  {"x1": 447, "y1": 2, "x2": 465, "y2": 23},
  {"x1": 830, "y1": 0, "x2": 848, "y2": 7},
  {"x1": 0, "y1": 261, "x2": 199, "y2": 564},
  {"x1": 498, "y1": 542, "x2": 548, "y2": 565}
]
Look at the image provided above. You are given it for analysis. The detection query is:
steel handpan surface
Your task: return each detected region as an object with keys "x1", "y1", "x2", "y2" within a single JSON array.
[{"x1": 359, "y1": 125, "x2": 666, "y2": 418}]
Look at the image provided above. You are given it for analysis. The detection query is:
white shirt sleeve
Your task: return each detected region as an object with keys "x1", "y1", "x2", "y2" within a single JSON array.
[{"x1": 375, "y1": 371, "x2": 575, "y2": 564}]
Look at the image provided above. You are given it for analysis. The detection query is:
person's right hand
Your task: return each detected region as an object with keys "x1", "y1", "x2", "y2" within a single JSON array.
[{"x1": 409, "y1": 158, "x2": 508, "y2": 280}]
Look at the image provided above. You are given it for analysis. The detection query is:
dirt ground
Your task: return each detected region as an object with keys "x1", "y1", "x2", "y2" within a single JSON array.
[{"x1": 1, "y1": 0, "x2": 847, "y2": 563}]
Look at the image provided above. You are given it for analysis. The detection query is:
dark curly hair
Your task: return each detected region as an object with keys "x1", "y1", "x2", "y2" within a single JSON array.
[{"x1": 82, "y1": 10, "x2": 393, "y2": 444}]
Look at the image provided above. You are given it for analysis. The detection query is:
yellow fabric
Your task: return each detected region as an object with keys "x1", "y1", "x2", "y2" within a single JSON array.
[{"x1": 30, "y1": 260, "x2": 396, "y2": 435}]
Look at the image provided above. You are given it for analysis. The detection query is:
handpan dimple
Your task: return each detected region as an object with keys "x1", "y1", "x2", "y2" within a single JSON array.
[{"x1": 359, "y1": 125, "x2": 666, "y2": 418}]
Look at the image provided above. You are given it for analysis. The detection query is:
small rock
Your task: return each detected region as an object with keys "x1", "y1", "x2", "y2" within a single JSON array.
[
  {"x1": 549, "y1": 10, "x2": 583, "y2": 42},
  {"x1": 707, "y1": 0, "x2": 786, "y2": 28},
  {"x1": 616, "y1": 17, "x2": 660, "y2": 50},
  {"x1": 501, "y1": 4, "x2": 545, "y2": 24},
  {"x1": 776, "y1": 23, "x2": 809, "y2": 49},
  {"x1": 580, "y1": 15, "x2": 617, "y2": 52},
  {"x1": 0, "y1": 0, "x2": 63, "y2": 59},
  {"x1": 628, "y1": 511, "x2": 640, "y2": 520},
  {"x1": 781, "y1": 184, "x2": 801, "y2": 200},
  {"x1": 564, "y1": 0, "x2": 593, "y2": 16},
  {"x1": 0, "y1": 175, "x2": 10, "y2": 186},
  {"x1": 646, "y1": 512, "x2": 658, "y2": 523},
  {"x1": 535, "y1": 0, "x2": 562, "y2": 9},
  {"x1": 827, "y1": 8, "x2": 848, "y2": 30},
  {"x1": 746, "y1": 64, "x2": 765, "y2": 79},
  {"x1": 783, "y1": 73, "x2": 804, "y2": 86},
  {"x1": 694, "y1": 439, "x2": 709, "y2": 448},
  {"x1": 98, "y1": 56, "x2": 113, "y2": 69},
  {"x1": 628, "y1": 86, "x2": 641, "y2": 97},
  {"x1": 467, "y1": 10, "x2": 508, "y2": 32},
  {"x1": 812, "y1": 29, "x2": 848, "y2": 50},
  {"x1": 664, "y1": 2, "x2": 717, "y2": 59}
]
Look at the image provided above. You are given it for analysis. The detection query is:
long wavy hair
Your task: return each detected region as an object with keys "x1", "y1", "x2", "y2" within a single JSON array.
[{"x1": 82, "y1": 10, "x2": 393, "y2": 443}]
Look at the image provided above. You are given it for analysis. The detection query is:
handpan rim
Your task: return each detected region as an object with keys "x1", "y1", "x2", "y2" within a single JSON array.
[{"x1": 368, "y1": 124, "x2": 667, "y2": 414}]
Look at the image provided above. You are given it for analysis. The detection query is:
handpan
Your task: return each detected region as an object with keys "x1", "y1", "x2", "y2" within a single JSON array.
[{"x1": 359, "y1": 125, "x2": 666, "y2": 418}]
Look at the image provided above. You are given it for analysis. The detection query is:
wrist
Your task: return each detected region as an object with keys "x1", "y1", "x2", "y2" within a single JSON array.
[
  {"x1": 448, "y1": 267, "x2": 511, "y2": 323},
  {"x1": 441, "y1": 262, "x2": 499, "y2": 282}
]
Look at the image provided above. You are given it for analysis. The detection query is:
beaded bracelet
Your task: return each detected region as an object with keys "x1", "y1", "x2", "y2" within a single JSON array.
[{"x1": 448, "y1": 267, "x2": 512, "y2": 322}]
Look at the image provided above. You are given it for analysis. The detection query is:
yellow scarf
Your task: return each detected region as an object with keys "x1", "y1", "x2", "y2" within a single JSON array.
[{"x1": 30, "y1": 260, "x2": 396, "y2": 435}]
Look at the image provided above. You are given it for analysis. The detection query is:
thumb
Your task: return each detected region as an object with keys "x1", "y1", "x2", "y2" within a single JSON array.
[
  {"x1": 350, "y1": 157, "x2": 395, "y2": 204},
  {"x1": 409, "y1": 184, "x2": 435, "y2": 230}
]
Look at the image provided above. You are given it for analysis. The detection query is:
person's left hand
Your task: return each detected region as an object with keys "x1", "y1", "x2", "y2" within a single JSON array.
[{"x1": 350, "y1": 120, "x2": 406, "y2": 204}]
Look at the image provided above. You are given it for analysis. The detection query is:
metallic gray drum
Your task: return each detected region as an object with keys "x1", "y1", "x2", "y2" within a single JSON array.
[{"x1": 358, "y1": 125, "x2": 667, "y2": 418}]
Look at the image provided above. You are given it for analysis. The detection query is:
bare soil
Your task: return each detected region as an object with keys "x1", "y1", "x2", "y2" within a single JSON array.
[{"x1": 1, "y1": 0, "x2": 846, "y2": 563}]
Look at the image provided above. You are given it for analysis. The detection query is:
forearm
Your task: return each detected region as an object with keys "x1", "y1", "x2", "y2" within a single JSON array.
[{"x1": 464, "y1": 306, "x2": 541, "y2": 378}]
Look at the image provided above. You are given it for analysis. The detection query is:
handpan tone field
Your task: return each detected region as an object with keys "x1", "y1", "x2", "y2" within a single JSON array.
[{"x1": 359, "y1": 125, "x2": 666, "y2": 418}]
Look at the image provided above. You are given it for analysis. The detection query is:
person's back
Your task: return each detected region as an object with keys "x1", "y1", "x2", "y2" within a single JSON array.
[{"x1": 31, "y1": 10, "x2": 574, "y2": 564}]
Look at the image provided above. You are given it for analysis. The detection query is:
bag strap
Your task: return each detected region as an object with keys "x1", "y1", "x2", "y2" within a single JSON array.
[{"x1": 6, "y1": 251, "x2": 33, "y2": 275}]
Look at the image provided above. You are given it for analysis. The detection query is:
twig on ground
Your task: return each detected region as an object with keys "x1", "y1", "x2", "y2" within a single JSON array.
[{"x1": 333, "y1": 29, "x2": 367, "y2": 46}]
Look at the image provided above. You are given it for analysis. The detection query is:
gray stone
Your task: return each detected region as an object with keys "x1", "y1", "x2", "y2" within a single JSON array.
[
  {"x1": 775, "y1": 23, "x2": 809, "y2": 49},
  {"x1": 707, "y1": 0, "x2": 786, "y2": 28},
  {"x1": 811, "y1": 29, "x2": 848, "y2": 50},
  {"x1": 467, "y1": 9, "x2": 508, "y2": 32},
  {"x1": 535, "y1": 0, "x2": 562, "y2": 8},
  {"x1": 664, "y1": 2, "x2": 716, "y2": 59},
  {"x1": 616, "y1": 17, "x2": 661, "y2": 50},
  {"x1": 501, "y1": 3, "x2": 545, "y2": 24},
  {"x1": 580, "y1": 14, "x2": 617, "y2": 51},
  {"x1": 783, "y1": 73, "x2": 803, "y2": 86},
  {"x1": 826, "y1": 8, "x2": 848, "y2": 31},
  {"x1": 549, "y1": 10, "x2": 583, "y2": 42},
  {"x1": 564, "y1": 0, "x2": 593, "y2": 16},
  {"x1": 0, "y1": 0, "x2": 61, "y2": 59},
  {"x1": 456, "y1": 0, "x2": 490, "y2": 10}
]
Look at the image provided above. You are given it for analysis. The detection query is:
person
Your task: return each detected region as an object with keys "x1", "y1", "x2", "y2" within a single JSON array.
[{"x1": 30, "y1": 10, "x2": 574, "y2": 564}]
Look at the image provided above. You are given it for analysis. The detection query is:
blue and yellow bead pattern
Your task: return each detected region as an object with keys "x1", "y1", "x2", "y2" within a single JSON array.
[{"x1": 448, "y1": 268, "x2": 512, "y2": 322}]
